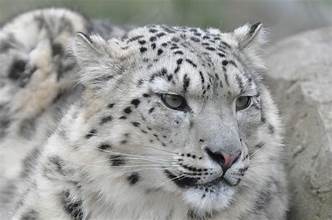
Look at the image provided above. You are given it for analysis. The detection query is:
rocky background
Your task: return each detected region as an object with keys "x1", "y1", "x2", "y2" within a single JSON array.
[{"x1": 265, "y1": 27, "x2": 332, "y2": 220}]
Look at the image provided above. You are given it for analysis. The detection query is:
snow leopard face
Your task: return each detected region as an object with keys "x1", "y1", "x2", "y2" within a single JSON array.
[{"x1": 71, "y1": 23, "x2": 280, "y2": 215}]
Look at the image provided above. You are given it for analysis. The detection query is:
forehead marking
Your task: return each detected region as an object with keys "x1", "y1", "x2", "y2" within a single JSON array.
[
  {"x1": 185, "y1": 59, "x2": 197, "y2": 68},
  {"x1": 183, "y1": 74, "x2": 190, "y2": 93}
]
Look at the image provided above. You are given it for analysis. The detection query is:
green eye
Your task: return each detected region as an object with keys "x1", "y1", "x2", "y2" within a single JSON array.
[
  {"x1": 160, "y1": 94, "x2": 188, "y2": 111},
  {"x1": 236, "y1": 96, "x2": 252, "y2": 111}
]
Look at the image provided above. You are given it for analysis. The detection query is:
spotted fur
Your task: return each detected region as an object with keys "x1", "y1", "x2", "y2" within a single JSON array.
[{"x1": 0, "y1": 8, "x2": 288, "y2": 220}]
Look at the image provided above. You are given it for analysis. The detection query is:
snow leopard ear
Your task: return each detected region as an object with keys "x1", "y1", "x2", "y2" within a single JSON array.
[
  {"x1": 233, "y1": 22, "x2": 266, "y2": 50},
  {"x1": 73, "y1": 33, "x2": 131, "y2": 88},
  {"x1": 73, "y1": 32, "x2": 120, "y2": 66}
]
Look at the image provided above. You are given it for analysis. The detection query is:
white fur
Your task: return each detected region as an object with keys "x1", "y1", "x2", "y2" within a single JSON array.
[{"x1": 0, "y1": 9, "x2": 288, "y2": 220}]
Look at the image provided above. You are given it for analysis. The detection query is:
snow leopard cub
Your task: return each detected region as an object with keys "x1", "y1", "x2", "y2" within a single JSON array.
[{"x1": 0, "y1": 8, "x2": 288, "y2": 220}]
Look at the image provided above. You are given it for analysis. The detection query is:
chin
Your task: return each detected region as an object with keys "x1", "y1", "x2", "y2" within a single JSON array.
[{"x1": 182, "y1": 182, "x2": 236, "y2": 213}]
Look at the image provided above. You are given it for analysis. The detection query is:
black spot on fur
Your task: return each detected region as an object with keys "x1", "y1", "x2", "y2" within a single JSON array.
[
  {"x1": 222, "y1": 60, "x2": 228, "y2": 66},
  {"x1": 8, "y1": 60, "x2": 26, "y2": 81},
  {"x1": 170, "y1": 45, "x2": 179, "y2": 50},
  {"x1": 131, "y1": 99, "x2": 140, "y2": 108},
  {"x1": 206, "y1": 47, "x2": 216, "y2": 51},
  {"x1": 110, "y1": 155, "x2": 126, "y2": 166},
  {"x1": 161, "y1": 68, "x2": 167, "y2": 74},
  {"x1": 108, "y1": 103, "x2": 115, "y2": 108},
  {"x1": 140, "y1": 129, "x2": 148, "y2": 134},
  {"x1": 221, "y1": 41, "x2": 231, "y2": 49},
  {"x1": 174, "y1": 50, "x2": 184, "y2": 55},
  {"x1": 62, "y1": 191, "x2": 84, "y2": 220},
  {"x1": 52, "y1": 43, "x2": 64, "y2": 56},
  {"x1": 128, "y1": 35, "x2": 143, "y2": 42},
  {"x1": 174, "y1": 66, "x2": 180, "y2": 74},
  {"x1": 185, "y1": 59, "x2": 197, "y2": 68},
  {"x1": 85, "y1": 129, "x2": 97, "y2": 139},
  {"x1": 131, "y1": 121, "x2": 140, "y2": 127},
  {"x1": 100, "y1": 115, "x2": 113, "y2": 125},
  {"x1": 224, "y1": 72, "x2": 229, "y2": 86},
  {"x1": 98, "y1": 143, "x2": 112, "y2": 151},
  {"x1": 199, "y1": 71, "x2": 205, "y2": 84},
  {"x1": 229, "y1": 60, "x2": 238, "y2": 67},
  {"x1": 151, "y1": 43, "x2": 156, "y2": 49},
  {"x1": 156, "y1": 32, "x2": 166, "y2": 38},
  {"x1": 148, "y1": 107, "x2": 155, "y2": 114},
  {"x1": 149, "y1": 29, "x2": 158, "y2": 33},
  {"x1": 21, "y1": 209, "x2": 39, "y2": 220},
  {"x1": 138, "y1": 40, "x2": 146, "y2": 45},
  {"x1": 127, "y1": 172, "x2": 140, "y2": 185},
  {"x1": 190, "y1": 36, "x2": 200, "y2": 42},
  {"x1": 139, "y1": 47, "x2": 147, "y2": 53},
  {"x1": 183, "y1": 74, "x2": 190, "y2": 92},
  {"x1": 123, "y1": 107, "x2": 132, "y2": 114},
  {"x1": 157, "y1": 48, "x2": 163, "y2": 56},
  {"x1": 171, "y1": 37, "x2": 180, "y2": 42},
  {"x1": 137, "y1": 79, "x2": 144, "y2": 87}
]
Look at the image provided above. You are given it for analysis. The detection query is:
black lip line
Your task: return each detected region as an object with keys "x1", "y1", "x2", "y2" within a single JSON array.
[
  {"x1": 164, "y1": 169, "x2": 230, "y2": 188},
  {"x1": 164, "y1": 170, "x2": 198, "y2": 188}
]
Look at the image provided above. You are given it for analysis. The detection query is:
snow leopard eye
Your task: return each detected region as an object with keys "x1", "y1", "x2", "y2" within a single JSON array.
[
  {"x1": 160, "y1": 94, "x2": 188, "y2": 111},
  {"x1": 236, "y1": 96, "x2": 252, "y2": 111}
]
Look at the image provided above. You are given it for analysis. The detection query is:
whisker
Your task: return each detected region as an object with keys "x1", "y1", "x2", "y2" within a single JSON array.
[
  {"x1": 97, "y1": 149, "x2": 174, "y2": 161},
  {"x1": 89, "y1": 157, "x2": 178, "y2": 165},
  {"x1": 249, "y1": 147, "x2": 264, "y2": 159},
  {"x1": 158, "y1": 174, "x2": 185, "y2": 188},
  {"x1": 141, "y1": 145, "x2": 178, "y2": 155}
]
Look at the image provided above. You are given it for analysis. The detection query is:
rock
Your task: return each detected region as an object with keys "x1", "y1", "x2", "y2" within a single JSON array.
[{"x1": 264, "y1": 27, "x2": 332, "y2": 220}]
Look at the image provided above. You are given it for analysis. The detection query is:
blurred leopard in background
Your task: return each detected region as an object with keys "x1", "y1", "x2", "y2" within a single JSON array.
[{"x1": 0, "y1": 8, "x2": 288, "y2": 220}]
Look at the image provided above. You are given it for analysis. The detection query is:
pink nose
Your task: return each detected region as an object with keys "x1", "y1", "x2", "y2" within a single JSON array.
[
  {"x1": 222, "y1": 153, "x2": 240, "y2": 169},
  {"x1": 205, "y1": 148, "x2": 241, "y2": 171}
]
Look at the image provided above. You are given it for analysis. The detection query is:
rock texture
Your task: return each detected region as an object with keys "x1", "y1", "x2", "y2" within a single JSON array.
[{"x1": 264, "y1": 27, "x2": 332, "y2": 220}]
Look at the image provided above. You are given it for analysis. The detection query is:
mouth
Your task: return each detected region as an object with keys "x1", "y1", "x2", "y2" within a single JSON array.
[{"x1": 164, "y1": 169, "x2": 238, "y2": 189}]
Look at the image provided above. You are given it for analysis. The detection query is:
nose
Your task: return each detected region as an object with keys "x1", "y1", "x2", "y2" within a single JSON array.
[{"x1": 205, "y1": 148, "x2": 241, "y2": 171}]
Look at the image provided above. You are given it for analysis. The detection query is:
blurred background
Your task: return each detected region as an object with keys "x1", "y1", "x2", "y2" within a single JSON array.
[{"x1": 0, "y1": 0, "x2": 332, "y2": 42}]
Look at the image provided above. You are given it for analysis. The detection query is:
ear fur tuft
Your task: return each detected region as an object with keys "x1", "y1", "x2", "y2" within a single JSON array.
[{"x1": 233, "y1": 22, "x2": 266, "y2": 50}]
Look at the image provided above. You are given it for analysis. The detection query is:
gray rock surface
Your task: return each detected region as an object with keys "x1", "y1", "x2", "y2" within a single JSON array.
[{"x1": 264, "y1": 27, "x2": 332, "y2": 220}]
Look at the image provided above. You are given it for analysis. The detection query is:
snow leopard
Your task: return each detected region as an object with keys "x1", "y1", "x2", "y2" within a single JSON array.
[{"x1": 0, "y1": 8, "x2": 288, "y2": 220}]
